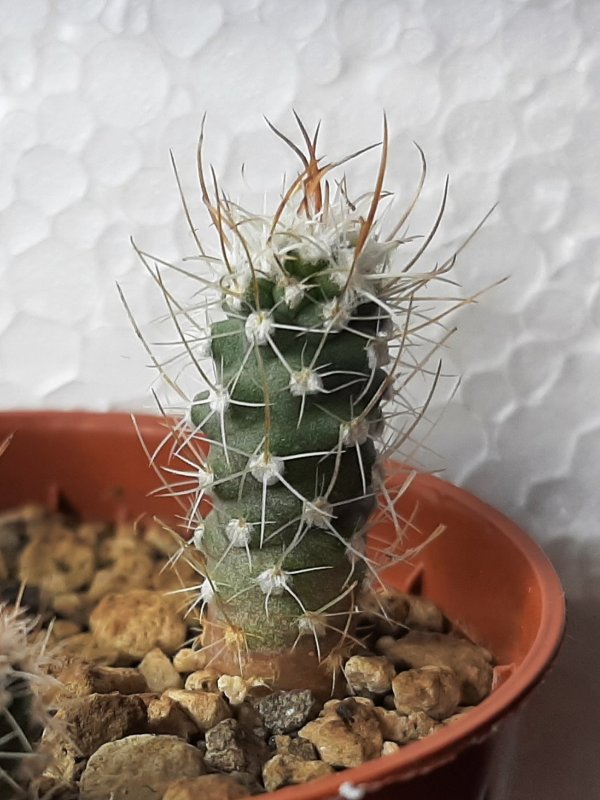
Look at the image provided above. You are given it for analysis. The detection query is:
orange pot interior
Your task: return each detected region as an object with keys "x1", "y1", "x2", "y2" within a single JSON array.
[{"x1": 0, "y1": 411, "x2": 565, "y2": 797}]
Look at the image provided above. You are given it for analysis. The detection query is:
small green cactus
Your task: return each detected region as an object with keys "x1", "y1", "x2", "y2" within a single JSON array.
[
  {"x1": 0, "y1": 603, "x2": 54, "y2": 797},
  {"x1": 131, "y1": 117, "x2": 484, "y2": 692}
]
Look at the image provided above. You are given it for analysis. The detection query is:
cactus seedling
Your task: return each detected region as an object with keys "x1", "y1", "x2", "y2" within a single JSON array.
[
  {"x1": 0, "y1": 602, "x2": 54, "y2": 796},
  {"x1": 130, "y1": 117, "x2": 484, "y2": 695}
]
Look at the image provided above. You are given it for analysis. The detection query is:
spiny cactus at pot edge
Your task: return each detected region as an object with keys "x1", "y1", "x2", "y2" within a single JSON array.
[
  {"x1": 0, "y1": 603, "x2": 54, "y2": 797},
  {"x1": 129, "y1": 117, "x2": 487, "y2": 692}
]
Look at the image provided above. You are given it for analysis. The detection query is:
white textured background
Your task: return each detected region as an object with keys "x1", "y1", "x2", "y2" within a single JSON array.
[{"x1": 0, "y1": 1, "x2": 598, "y2": 797}]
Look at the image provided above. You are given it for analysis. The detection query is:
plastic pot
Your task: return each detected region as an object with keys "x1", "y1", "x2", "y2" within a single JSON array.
[{"x1": 0, "y1": 411, "x2": 565, "y2": 800}]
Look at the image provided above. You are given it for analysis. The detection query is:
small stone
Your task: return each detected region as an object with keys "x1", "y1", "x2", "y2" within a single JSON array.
[
  {"x1": 381, "y1": 740, "x2": 400, "y2": 756},
  {"x1": 272, "y1": 734, "x2": 317, "y2": 761},
  {"x1": 80, "y1": 735, "x2": 206, "y2": 800},
  {"x1": 97, "y1": 522, "x2": 152, "y2": 564},
  {"x1": 90, "y1": 590, "x2": 188, "y2": 660},
  {"x1": 392, "y1": 666, "x2": 461, "y2": 720},
  {"x1": 164, "y1": 689, "x2": 232, "y2": 732},
  {"x1": 57, "y1": 633, "x2": 120, "y2": 665},
  {"x1": 152, "y1": 558, "x2": 200, "y2": 593},
  {"x1": 146, "y1": 695, "x2": 199, "y2": 739},
  {"x1": 218, "y1": 674, "x2": 265, "y2": 705},
  {"x1": 358, "y1": 587, "x2": 409, "y2": 635},
  {"x1": 139, "y1": 647, "x2": 183, "y2": 692},
  {"x1": 89, "y1": 665, "x2": 149, "y2": 694},
  {"x1": 185, "y1": 668, "x2": 219, "y2": 692},
  {"x1": 41, "y1": 728, "x2": 85, "y2": 783},
  {"x1": 88, "y1": 553, "x2": 155, "y2": 600},
  {"x1": 173, "y1": 647, "x2": 211, "y2": 673},
  {"x1": 50, "y1": 660, "x2": 148, "y2": 700},
  {"x1": 49, "y1": 619, "x2": 81, "y2": 641},
  {"x1": 262, "y1": 754, "x2": 334, "y2": 792},
  {"x1": 162, "y1": 774, "x2": 249, "y2": 800},
  {"x1": 205, "y1": 718, "x2": 269, "y2": 777},
  {"x1": 405, "y1": 594, "x2": 445, "y2": 632},
  {"x1": 344, "y1": 655, "x2": 395, "y2": 695},
  {"x1": 19, "y1": 528, "x2": 95, "y2": 594},
  {"x1": 0, "y1": 503, "x2": 46, "y2": 526},
  {"x1": 52, "y1": 592, "x2": 93, "y2": 625},
  {"x1": 76, "y1": 521, "x2": 110, "y2": 548},
  {"x1": 376, "y1": 632, "x2": 493, "y2": 704},
  {"x1": 57, "y1": 692, "x2": 147, "y2": 756},
  {"x1": 374, "y1": 707, "x2": 439, "y2": 743},
  {"x1": 358, "y1": 589, "x2": 445, "y2": 634},
  {"x1": 299, "y1": 698, "x2": 383, "y2": 768},
  {"x1": 251, "y1": 690, "x2": 318, "y2": 734}
]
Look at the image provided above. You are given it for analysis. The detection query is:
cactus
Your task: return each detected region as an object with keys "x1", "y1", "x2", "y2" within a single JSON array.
[
  {"x1": 0, "y1": 603, "x2": 54, "y2": 797},
  {"x1": 130, "y1": 117, "x2": 484, "y2": 694}
]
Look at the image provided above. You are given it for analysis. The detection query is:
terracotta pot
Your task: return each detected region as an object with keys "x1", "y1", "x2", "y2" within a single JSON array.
[{"x1": 0, "y1": 411, "x2": 565, "y2": 800}]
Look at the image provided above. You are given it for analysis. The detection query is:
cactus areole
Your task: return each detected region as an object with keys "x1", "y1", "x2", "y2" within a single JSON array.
[{"x1": 134, "y1": 117, "x2": 479, "y2": 696}]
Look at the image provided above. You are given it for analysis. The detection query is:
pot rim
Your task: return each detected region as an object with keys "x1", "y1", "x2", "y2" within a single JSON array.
[{"x1": 0, "y1": 410, "x2": 566, "y2": 798}]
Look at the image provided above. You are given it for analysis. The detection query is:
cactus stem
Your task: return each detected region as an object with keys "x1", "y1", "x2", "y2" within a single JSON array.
[{"x1": 126, "y1": 117, "x2": 495, "y2": 692}]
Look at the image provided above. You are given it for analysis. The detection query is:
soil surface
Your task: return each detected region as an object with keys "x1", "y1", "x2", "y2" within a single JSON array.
[{"x1": 0, "y1": 506, "x2": 494, "y2": 799}]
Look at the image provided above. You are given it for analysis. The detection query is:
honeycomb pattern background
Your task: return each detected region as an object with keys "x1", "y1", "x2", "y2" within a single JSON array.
[{"x1": 0, "y1": 2, "x2": 597, "y2": 797}]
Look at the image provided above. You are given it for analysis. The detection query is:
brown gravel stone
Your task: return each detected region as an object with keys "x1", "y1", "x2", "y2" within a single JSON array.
[
  {"x1": 79, "y1": 734, "x2": 206, "y2": 800},
  {"x1": 205, "y1": 718, "x2": 269, "y2": 777},
  {"x1": 344, "y1": 655, "x2": 395, "y2": 695},
  {"x1": 76, "y1": 521, "x2": 110, "y2": 548},
  {"x1": 146, "y1": 695, "x2": 199, "y2": 739},
  {"x1": 262, "y1": 754, "x2": 334, "y2": 792},
  {"x1": 185, "y1": 667, "x2": 219, "y2": 692},
  {"x1": 139, "y1": 647, "x2": 183, "y2": 692},
  {"x1": 218, "y1": 675, "x2": 264, "y2": 706},
  {"x1": 164, "y1": 689, "x2": 232, "y2": 732},
  {"x1": 358, "y1": 589, "x2": 445, "y2": 635},
  {"x1": 376, "y1": 631, "x2": 493, "y2": 704},
  {"x1": 57, "y1": 633, "x2": 121, "y2": 666},
  {"x1": 374, "y1": 707, "x2": 439, "y2": 743},
  {"x1": 51, "y1": 592, "x2": 94, "y2": 626},
  {"x1": 251, "y1": 690, "x2": 319, "y2": 735},
  {"x1": 299, "y1": 698, "x2": 383, "y2": 768},
  {"x1": 19, "y1": 528, "x2": 95, "y2": 594},
  {"x1": 405, "y1": 594, "x2": 446, "y2": 632},
  {"x1": 90, "y1": 590, "x2": 187, "y2": 660},
  {"x1": 97, "y1": 523, "x2": 152, "y2": 564},
  {"x1": 41, "y1": 728, "x2": 85, "y2": 783},
  {"x1": 173, "y1": 647, "x2": 211, "y2": 672},
  {"x1": 57, "y1": 692, "x2": 147, "y2": 756},
  {"x1": 272, "y1": 734, "x2": 318, "y2": 761},
  {"x1": 392, "y1": 665, "x2": 461, "y2": 720},
  {"x1": 162, "y1": 774, "x2": 249, "y2": 800},
  {"x1": 50, "y1": 660, "x2": 147, "y2": 700},
  {"x1": 381, "y1": 740, "x2": 400, "y2": 756},
  {"x1": 87, "y1": 552, "x2": 155, "y2": 601},
  {"x1": 49, "y1": 620, "x2": 82, "y2": 641}
]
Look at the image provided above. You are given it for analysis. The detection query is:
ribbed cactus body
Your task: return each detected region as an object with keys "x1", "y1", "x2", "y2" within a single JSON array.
[
  {"x1": 191, "y1": 264, "x2": 388, "y2": 653},
  {"x1": 135, "y1": 118, "x2": 471, "y2": 687}
]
